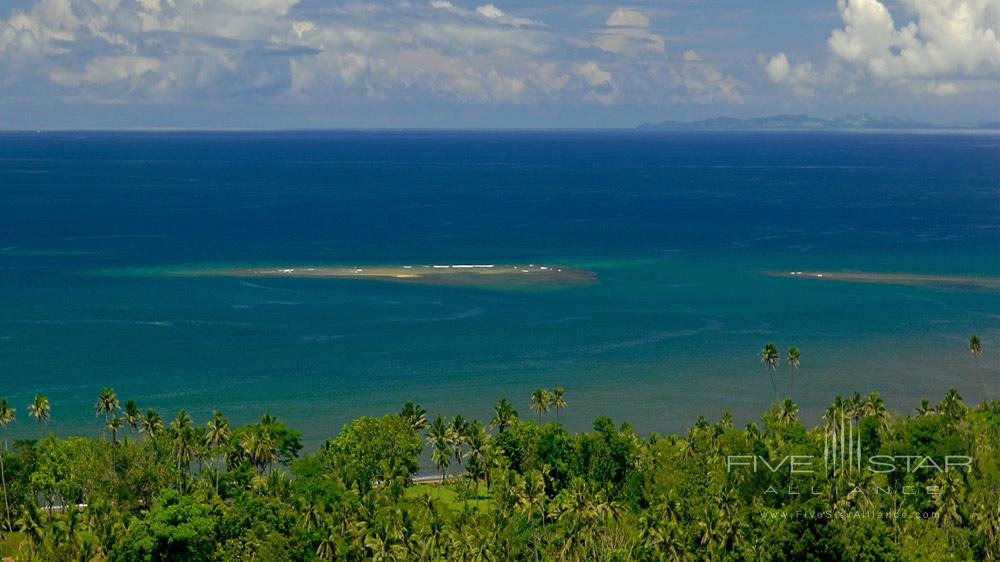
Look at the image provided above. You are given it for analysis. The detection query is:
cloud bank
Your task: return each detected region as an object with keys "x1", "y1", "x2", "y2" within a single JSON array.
[
  {"x1": 0, "y1": 1, "x2": 743, "y2": 111},
  {"x1": 764, "y1": 0, "x2": 1000, "y2": 97}
]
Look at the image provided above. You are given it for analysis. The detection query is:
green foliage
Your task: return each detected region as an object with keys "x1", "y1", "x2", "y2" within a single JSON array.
[
  {"x1": 111, "y1": 489, "x2": 219, "y2": 562},
  {"x1": 1, "y1": 392, "x2": 997, "y2": 561},
  {"x1": 320, "y1": 414, "x2": 423, "y2": 494}
]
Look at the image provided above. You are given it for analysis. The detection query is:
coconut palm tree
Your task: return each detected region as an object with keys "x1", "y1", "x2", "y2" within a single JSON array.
[
  {"x1": 971, "y1": 495, "x2": 1000, "y2": 559},
  {"x1": 205, "y1": 411, "x2": 231, "y2": 493},
  {"x1": 28, "y1": 395, "x2": 50, "y2": 424},
  {"x1": 969, "y1": 335, "x2": 982, "y2": 359},
  {"x1": 427, "y1": 415, "x2": 452, "y2": 483},
  {"x1": 431, "y1": 442, "x2": 451, "y2": 484},
  {"x1": 447, "y1": 415, "x2": 468, "y2": 468},
  {"x1": 759, "y1": 343, "x2": 780, "y2": 402},
  {"x1": 550, "y1": 387, "x2": 567, "y2": 422},
  {"x1": 969, "y1": 335, "x2": 990, "y2": 400},
  {"x1": 240, "y1": 427, "x2": 277, "y2": 475},
  {"x1": 776, "y1": 398, "x2": 798, "y2": 426},
  {"x1": 123, "y1": 400, "x2": 141, "y2": 432},
  {"x1": 490, "y1": 399, "x2": 518, "y2": 433},
  {"x1": 916, "y1": 398, "x2": 935, "y2": 417},
  {"x1": 463, "y1": 420, "x2": 490, "y2": 487},
  {"x1": 0, "y1": 399, "x2": 15, "y2": 532},
  {"x1": 519, "y1": 470, "x2": 547, "y2": 560},
  {"x1": 106, "y1": 416, "x2": 124, "y2": 445},
  {"x1": 15, "y1": 501, "x2": 43, "y2": 557},
  {"x1": 530, "y1": 388, "x2": 550, "y2": 419},
  {"x1": 399, "y1": 402, "x2": 428, "y2": 432},
  {"x1": 939, "y1": 388, "x2": 966, "y2": 421},
  {"x1": 171, "y1": 409, "x2": 193, "y2": 433},
  {"x1": 846, "y1": 392, "x2": 863, "y2": 424},
  {"x1": 786, "y1": 347, "x2": 800, "y2": 397},
  {"x1": 822, "y1": 395, "x2": 848, "y2": 475},
  {"x1": 933, "y1": 469, "x2": 965, "y2": 528},
  {"x1": 861, "y1": 392, "x2": 891, "y2": 432},
  {"x1": 96, "y1": 387, "x2": 120, "y2": 439},
  {"x1": 171, "y1": 410, "x2": 197, "y2": 484},
  {"x1": 141, "y1": 409, "x2": 164, "y2": 438}
]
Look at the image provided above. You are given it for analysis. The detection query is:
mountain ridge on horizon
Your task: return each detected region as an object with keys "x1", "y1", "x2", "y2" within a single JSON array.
[{"x1": 637, "y1": 113, "x2": 1000, "y2": 131}]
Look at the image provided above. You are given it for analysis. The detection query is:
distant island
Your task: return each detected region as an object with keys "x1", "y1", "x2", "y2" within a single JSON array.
[{"x1": 637, "y1": 113, "x2": 1000, "y2": 131}]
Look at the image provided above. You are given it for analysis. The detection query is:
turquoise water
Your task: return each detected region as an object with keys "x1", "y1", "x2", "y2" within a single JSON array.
[{"x1": 1, "y1": 131, "x2": 998, "y2": 447}]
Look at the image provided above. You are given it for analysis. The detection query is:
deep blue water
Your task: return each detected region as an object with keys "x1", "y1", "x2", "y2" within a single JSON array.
[{"x1": 1, "y1": 131, "x2": 998, "y2": 449}]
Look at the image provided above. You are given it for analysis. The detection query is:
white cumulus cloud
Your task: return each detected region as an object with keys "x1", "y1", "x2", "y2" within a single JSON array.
[
  {"x1": 606, "y1": 7, "x2": 649, "y2": 28},
  {"x1": 762, "y1": 52, "x2": 817, "y2": 97},
  {"x1": 595, "y1": 7, "x2": 664, "y2": 56},
  {"x1": 827, "y1": 0, "x2": 1000, "y2": 94},
  {"x1": 574, "y1": 60, "x2": 618, "y2": 104}
]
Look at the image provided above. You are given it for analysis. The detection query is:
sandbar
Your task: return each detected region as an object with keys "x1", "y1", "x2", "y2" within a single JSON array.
[
  {"x1": 766, "y1": 270, "x2": 1000, "y2": 290},
  {"x1": 156, "y1": 264, "x2": 597, "y2": 288}
]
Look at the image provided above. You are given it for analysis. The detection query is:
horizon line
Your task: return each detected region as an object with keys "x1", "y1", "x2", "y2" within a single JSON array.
[{"x1": 2, "y1": 127, "x2": 999, "y2": 134}]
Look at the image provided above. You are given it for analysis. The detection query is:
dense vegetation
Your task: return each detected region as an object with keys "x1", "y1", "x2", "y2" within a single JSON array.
[
  {"x1": 0, "y1": 383, "x2": 997, "y2": 561},
  {"x1": 0, "y1": 337, "x2": 995, "y2": 560}
]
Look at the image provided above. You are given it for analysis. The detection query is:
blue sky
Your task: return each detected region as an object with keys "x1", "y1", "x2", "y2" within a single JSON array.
[{"x1": 0, "y1": 0, "x2": 997, "y2": 128}]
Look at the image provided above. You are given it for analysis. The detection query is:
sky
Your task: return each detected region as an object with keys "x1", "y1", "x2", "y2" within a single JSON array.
[{"x1": 0, "y1": 0, "x2": 997, "y2": 129}]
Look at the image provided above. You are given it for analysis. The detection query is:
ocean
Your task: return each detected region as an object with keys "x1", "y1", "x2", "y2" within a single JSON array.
[{"x1": 1, "y1": 130, "x2": 998, "y2": 450}]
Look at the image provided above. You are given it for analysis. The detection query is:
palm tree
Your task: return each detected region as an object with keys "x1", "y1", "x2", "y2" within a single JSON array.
[
  {"x1": 822, "y1": 395, "x2": 847, "y2": 475},
  {"x1": 776, "y1": 398, "x2": 798, "y2": 426},
  {"x1": 530, "y1": 388, "x2": 550, "y2": 419},
  {"x1": 760, "y1": 343, "x2": 780, "y2": 402},
  {"x1": 550, "y1": 387, "x2": 567, "y2": 422},
  {"x1": 939, "y1": 388, "x2": 966, "y2": 421},
  {"x1": 15, "y1": 501, "x2": 43, "y2": 557},
  {"x1": 171, "y1": 410, "x2": 197, "y2": 483},
  {"x1": 969, "y1": 335, "x2": 982, "y2": 359},
  {"x1": 463, "y1": 420, "x2": 490, "y2": 486},
  {"x1": 971, "y1": 495, "x2": 1000, "y2": 559},
  {"x1": 861, "y1": 392, "x2": 891, "y2": 432},
  {"x1": 123, "y1": 400, "x2": 141, "y2": 432},
  {"x1": 205, "y1": 411, "x2": 231, "y2": 493},
  {"x1": 490, "y1": 399, "x2": 518, "y2": 433},
  {"x1": 969, "y1": 335, "x2": 990, "y2": 400},
  {"x1": 519, "y1": 470, "x2": 547, "y2": 560},
  {"x1": 240, "y1": 427, "x2": 277, "y2": 475},
  {"x1": 431, "y1": 442, "x2": 451, "y2": 484},
  {"x1": 916, "y1": 398, "x2": 935, "y2": 417},
  {"x1": 171, "y1": 409, "x2": 193, "y2": 433},
  {"x1": 933, "y1": 469, "x2": 965, "y2": 528},
  {"x1": 786, "y1": 347, "x2": 800, "y2": 397},
  {"x1": 27, "y1": 395, "x2": 50, "y2": 424},
  {"x1": 0, "y1": 399, "x2": 15, "y2": 532},
  {"x1": 141, "y1": 409, "x2": 164, "y2": 438},
  {"x1": 106, "y1": 416, "x2": 124, "y2": 445},
  {"x1": 96, "y1": 387, "x2": 120, "y2": 438},
  {"x1": 427, "y1": 415, "x2": 452, "y2": 483},
  {"x1": 399, "y1": 402, "x2": 428, "y2": 432},
  {"x1": 447, "y1": 415, "x2": 468, "y2": 468},
  {"x1": 846, "y1": 392, "x2": 863, "y2": 424}
]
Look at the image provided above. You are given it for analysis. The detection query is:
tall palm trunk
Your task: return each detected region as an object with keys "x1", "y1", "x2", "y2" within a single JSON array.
[
  {"x1": 215, "y1": 451, "x2": 223, "y2": 495},
  {"x1": 0, "y1": 454, "x2": 10, "y2": 532}
]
